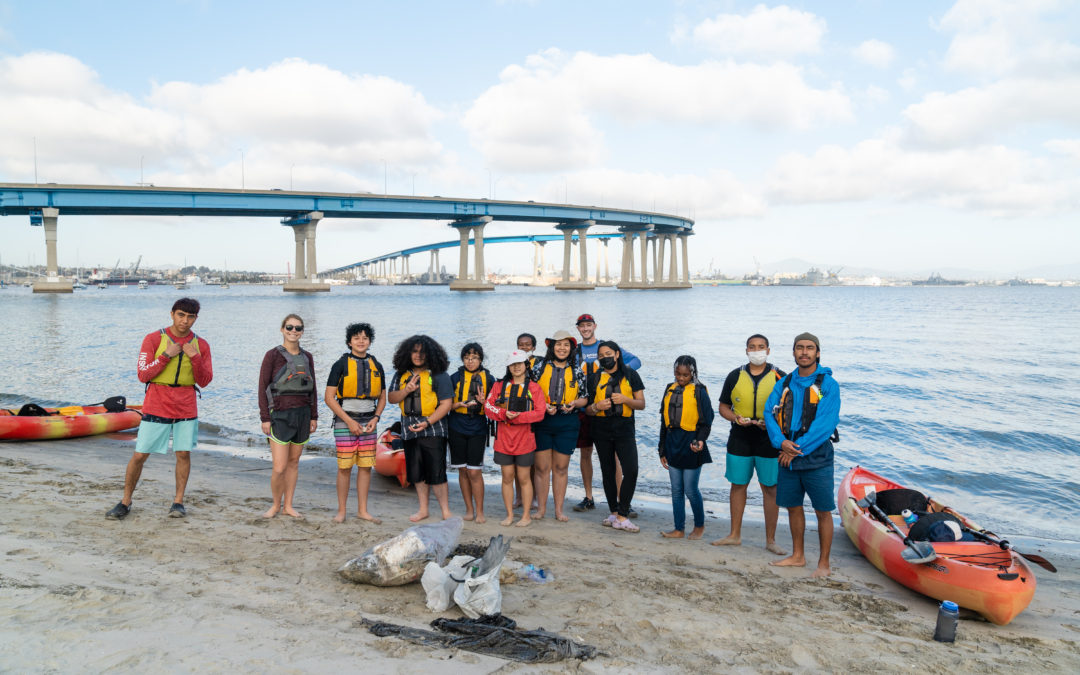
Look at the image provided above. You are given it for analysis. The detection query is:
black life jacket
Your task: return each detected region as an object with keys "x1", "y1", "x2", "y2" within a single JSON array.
[
  {"x1": 494, "y1": 378, "x2": 533, "y2": 413},
  {"x1": 773, "y1": 371, "x2": 839, "y2": 444},
  {"x1": 266, "y1": 346, "x2": 314, "y2": 404}
]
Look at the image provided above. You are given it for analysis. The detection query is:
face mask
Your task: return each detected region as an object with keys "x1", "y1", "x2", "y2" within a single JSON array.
[
  {"x1": 747, "y1": 350, "x2": 768, "y2": 366},
  {"x1": 598, "y1": 356, "x2": 617, "y2": 370}
]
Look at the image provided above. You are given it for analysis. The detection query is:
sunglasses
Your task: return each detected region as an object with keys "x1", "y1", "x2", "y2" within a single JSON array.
[{"x1": 284, "y1": 325, "x2": 304, "y2": 332}]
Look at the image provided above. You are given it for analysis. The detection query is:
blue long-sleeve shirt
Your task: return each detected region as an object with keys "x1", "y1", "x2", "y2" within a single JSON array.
[
  {"x1": 764, "y1": 365, "x2": 840, "y2": 471},
  {"x1": 577, "y1": 340, "x2": 641, "y2": 370}
]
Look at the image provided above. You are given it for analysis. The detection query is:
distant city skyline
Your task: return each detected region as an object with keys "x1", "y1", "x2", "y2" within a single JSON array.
[{"x1": 1, "y1": 1, "x2": 1078, "y2": 277}]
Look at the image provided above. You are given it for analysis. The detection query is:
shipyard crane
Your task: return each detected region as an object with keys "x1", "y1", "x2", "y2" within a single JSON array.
[{"x1": 129, "y1": 255, "x2": 142, "y2": 275}]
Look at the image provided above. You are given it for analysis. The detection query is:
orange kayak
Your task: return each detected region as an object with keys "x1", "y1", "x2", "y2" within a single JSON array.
[
  {"x1": 838, "y1": 465, "x2": 1036, "y2": 625},
  {"x1": 373, "y1": 428, "x2": 408, "y2": 488},
  {"x1": 0, "y1": 404, "x2": 143, "y2": 441}
]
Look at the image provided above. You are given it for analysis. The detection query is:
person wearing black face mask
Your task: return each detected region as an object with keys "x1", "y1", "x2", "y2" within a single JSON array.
[{"x1": 583, "y1": 340, "x2": 645, "y2": 532}]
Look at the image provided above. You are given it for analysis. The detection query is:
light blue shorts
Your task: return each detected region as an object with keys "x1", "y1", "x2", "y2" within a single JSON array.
[
  {"x1": 725, "y1": 454, "x2": 779, "y2": 487},
  {"x1": 135, "y1": 419, "x2": 199, "y2": 454},
  {"x1": 776, "y1": 463, "x2": 836, "y2": 512}
]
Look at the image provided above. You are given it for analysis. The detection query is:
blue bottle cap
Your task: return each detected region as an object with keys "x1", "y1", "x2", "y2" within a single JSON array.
[{"x1": 942, "y1": 600, "x2": 958, "y2": 611}]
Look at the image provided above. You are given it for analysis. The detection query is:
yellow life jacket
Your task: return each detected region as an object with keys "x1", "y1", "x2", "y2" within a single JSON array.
[
  {"x1": 337, "y1": 354, "x2": 383, "y2": 400},
  {"x1": 592, "y1": 370, "x2": 634, "y2": 418},
  {"x1": 662, "y1": 383, "x2": 701, "y2": 431},
  {"x1": 536, "y1": 362, "x2": 579, "y2": 406},
  {"x1": 731, "y1": 366, "x2": 782, "y2": 421},
  {"x1": 150, "y1": 329, "x2": 198, "y2": 387},
  {"x1": 493, "y1": 380, "x2": 533, "y2": 412},
  {"x1": 453, "y1": 368, "x2": 490, "y2": 416},
  {"x1": 398, "y1": 370, "x2": 439, "y2": 417}
]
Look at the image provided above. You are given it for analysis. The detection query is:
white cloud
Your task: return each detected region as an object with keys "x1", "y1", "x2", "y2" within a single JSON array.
[
  {"x1": 551, "y1": 168, "x2": 765, "y2": 221},
  {"x1": 853, "y1": 39, "x2": 895, "y2": 68},
  {"x1": 464, "y1": 49, "x2": 851, "y2": 172},
  {"x1": 766, "y1": 134, "x2": 1079, "y2": 217},
  {"x1": 938, "y1": 0, "x2": 1080, "y2": 77},
  {"x1": 684, "y1": 4, "x2": 826, "y2": 59},
  {"x1": 1045, "y1": 138, "x2": 1080, "y2": 159},
  {"x1": 0, "y1": 53, "x2": 446, "y2": 188},
  {"x1": 903, "y1": 77, "x2": 1080, "y2": 147}
]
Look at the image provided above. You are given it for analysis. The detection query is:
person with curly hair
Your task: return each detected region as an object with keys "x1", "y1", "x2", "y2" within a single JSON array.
[{"x1": 387, "y1": 335, "x2": 454, "y2": 522}]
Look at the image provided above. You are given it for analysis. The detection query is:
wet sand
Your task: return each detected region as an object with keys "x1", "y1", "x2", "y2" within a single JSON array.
[{"x1": 1, "y1": 433, "x2": 1078, "y2": 672}]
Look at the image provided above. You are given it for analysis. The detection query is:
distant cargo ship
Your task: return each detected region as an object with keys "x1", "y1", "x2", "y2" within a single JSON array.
[
  {"x1": 912, "y1": 272, "x2": 968, "y2": 286},
  {"x1": 778, "y1": 268, "x2": 841, "y2": 286}
]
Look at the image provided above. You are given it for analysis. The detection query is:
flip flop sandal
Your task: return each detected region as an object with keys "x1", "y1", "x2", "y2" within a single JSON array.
[
  {"x1": 613, "y1": 518, "x2": 639, "y2": 533},
  {"x1": 601, "y1": 514, "x2": 617, "y2": 527}
]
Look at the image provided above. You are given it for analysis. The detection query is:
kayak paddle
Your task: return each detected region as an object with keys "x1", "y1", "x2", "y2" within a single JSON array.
[
  {"x1": 858, "y1": 492, "x2": 937, "y2": 564},
  {"x1": 938, "y1": 509, "x2": 1058, "y2": 573}
]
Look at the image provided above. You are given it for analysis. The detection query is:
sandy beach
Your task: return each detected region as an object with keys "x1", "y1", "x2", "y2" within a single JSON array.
[{"x1": 1, "y1": 432, "x2": 1078, "y2": 673}]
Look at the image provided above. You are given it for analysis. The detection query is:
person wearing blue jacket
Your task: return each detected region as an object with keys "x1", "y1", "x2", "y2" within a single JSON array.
[{"x1": 764, "y1": 332, "x2": 840, "y2": 578}]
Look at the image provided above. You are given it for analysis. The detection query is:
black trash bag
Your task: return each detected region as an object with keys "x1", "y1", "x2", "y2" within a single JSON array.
[
  {"x1": 363, "y1": 614, "x2": 599, "y2": 663},
  {"x1": 102, "y1": 396, "x2": 127, "y2": 413}
]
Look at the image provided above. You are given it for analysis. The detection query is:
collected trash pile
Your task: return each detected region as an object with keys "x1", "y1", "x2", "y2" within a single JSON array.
[{"x1": 339, "y1": 517, "x2": 597, "y2": 663}]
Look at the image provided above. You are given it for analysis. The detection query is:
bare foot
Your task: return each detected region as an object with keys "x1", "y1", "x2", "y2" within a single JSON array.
[
  {"x1": 332, "y1": 512, "x2": 346, "y2": 523},
  {"x1": 515, "y1": 517, "x2": 532, "y2": 528},
  {"x1": 532, "y1": 511, "x2": 546, "y2": 520},
  {"x1": 662, "y1": 529, "x2": 685, "y2": 538},
  {"x1": 475, "y1": 513, "x2": 486, "y2": 524},
  {"x1": 440, "y1": 508, "x2": 453, "y2": 520},
  {"x1": 500, "y1": 515, "x2": 514, "y2": 526},
  {"x1": 555, "y1": 512, "x2": 569, "y2": 522},
  {"x1": 262, "y1": 506, "x2": 279, "y2": 519},
  {"x1": 769, "y1": 554, "x2": 807, "y2": 568},
  {"x1": 462, "y1": 512, "x2": 475, "y2": 522},
  {"x1": 283, "y1": 508, "x2": 303, "y2": 519},
  {"x1": 409, "y1": 511, "x2": 430, "y2": 523},
  {"x1": 710, "y1": 534, "x2": 741, "y2": 547},
  {"x1": 357, "y1": 513, "x2": 382, "y2": 524},
  {"x1": 688, "y1": 527, "x2": 705, "y2": 540},
  {"x1": 811, "y1": 565, "x2": 831, "y2": 578},
  {"x1": 765, "y1": 541, "x2": 788, "y2": 555}
]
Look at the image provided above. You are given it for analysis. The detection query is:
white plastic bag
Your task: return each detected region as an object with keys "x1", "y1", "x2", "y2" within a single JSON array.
[
  {"x1": 453, "y1": 565, "x2": 503, "y2": 618},
  {"x1": 422, "y1": 555, "x2": 475, "y2": 612}
]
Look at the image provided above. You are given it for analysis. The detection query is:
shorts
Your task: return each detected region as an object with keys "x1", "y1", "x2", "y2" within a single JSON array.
[
  {"x1": 576, "y1": 412, "x2": 592, "y2": 449},
  {"x1": 725, "y1": 454, "x2": 779, "y2": 487},
  {"x1": 776, "y1": 463, "x2": 836, "y2": 512},
  {"x1": 494, "y1": 450, "x2": 535, "y2": 468},
  {"x1": 333, "y1": 413, "x2": 377, "y2": 469},
  {"x1": 448, "y1": 431, "x2": 486, "y2": 470},
  {"x1": 268, "y1": 407, "x2": 312, "y2": 445},
  {"x1": 533, "y1": 413, "x2": 580, "y2": 456},
  {"x1": 405, "y1": 436, "x2": 448, "y2": 485},
  {"x1": 135, "y1": 418, "x2": 199, "y2": 454}
]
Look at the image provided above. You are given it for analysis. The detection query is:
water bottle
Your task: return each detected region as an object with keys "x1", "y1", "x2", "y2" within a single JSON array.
[
  {"x1": 902, "y1": 509, "x2": 918, "y2": 526},
  {"x1": 933, "y1": 600, "x2": 959, "y2": 642}
]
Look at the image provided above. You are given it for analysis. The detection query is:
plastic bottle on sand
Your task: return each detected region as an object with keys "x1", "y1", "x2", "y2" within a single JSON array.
[{"x1": 933, "y1": 600, "x2": 958, "y2": 642}]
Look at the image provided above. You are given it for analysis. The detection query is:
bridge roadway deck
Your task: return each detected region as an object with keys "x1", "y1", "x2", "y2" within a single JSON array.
[{"x1": 0, "y1": 183, "x2": 693, "y2": 230}]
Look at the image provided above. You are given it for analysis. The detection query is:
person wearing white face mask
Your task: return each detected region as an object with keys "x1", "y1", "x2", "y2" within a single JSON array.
[{"x1": 712, "y1": 334, "x2": 787, "y2": 555}]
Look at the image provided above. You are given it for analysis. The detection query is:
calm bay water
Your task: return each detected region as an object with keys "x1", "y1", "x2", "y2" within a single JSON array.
[{"x1": 3, "y1": 283, "x2": 1079, "y2": 543}]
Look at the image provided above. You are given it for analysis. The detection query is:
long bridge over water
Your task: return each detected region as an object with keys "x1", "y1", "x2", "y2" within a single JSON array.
[{"x1": 0, "y1": 183, "x2": 695, "y2": 293}]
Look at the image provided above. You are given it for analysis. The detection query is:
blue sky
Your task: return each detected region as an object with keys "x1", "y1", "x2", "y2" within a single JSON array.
[{"x1": 2, "y1": 1, "x2": 1078, "y2": 277}]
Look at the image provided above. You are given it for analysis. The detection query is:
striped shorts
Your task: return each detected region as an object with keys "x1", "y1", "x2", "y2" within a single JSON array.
[{"x1": 333, "y1": 414, "x2": 377, "y2": 469}]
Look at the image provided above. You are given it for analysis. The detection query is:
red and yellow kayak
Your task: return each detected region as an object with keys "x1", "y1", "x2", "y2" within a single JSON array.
[
  {"x1": 374, "y1": 427, "x2": 408, "y2": 488},
  {"x1": 838, "y1": 466, "x2": 1036, "y2": 625},
  {"x1": 0, "y1": 404, "x2": 142, "y2": 441}
]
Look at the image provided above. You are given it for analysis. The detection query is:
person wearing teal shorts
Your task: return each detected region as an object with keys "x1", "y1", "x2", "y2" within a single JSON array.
[{"x1": 712, "y1": 334, "x2": 787, "y2": 555}]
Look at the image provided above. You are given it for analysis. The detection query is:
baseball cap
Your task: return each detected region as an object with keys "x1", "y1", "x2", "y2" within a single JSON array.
[{"x1": 576, "y1": 313, "x2": 595, "y2": 325}]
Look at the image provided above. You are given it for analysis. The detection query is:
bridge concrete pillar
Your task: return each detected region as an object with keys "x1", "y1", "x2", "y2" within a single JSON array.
[
  {"x1": 404, "y1": 255, "x2": 410, "y2": 282},
  {"x1": 556, "y1": 220, "x2": 595, "y2": 290},
  {"x1": 619, "y1": 233, "x2": 633, "y2": 287},
  {"x1": 595, "y1": 240, "x2": 603, "y2": 285},
  {"x1": 638, "y1": 232, "x2": 649, "y2": 284},
  {"x1": 680, "y1": 234, "x2": 691, "y2": 286},
  {"x1": 651, "y1": 237, "x2": 659, "y2": 285},
  {"x1": 449, "y1": 216, "x2": 494, "y2": 291},
  {"x1": 667, "y1": 234, "x2": 678, "y2": 285},
  {"x1": 532, "y1": 241, "x2": 547, "y2": 284},
  {"x1": 656, "y1": 235, "x2": 667, "y2": 284},
  {"x1": 284, "y1": 211, "x2": 328, "y2": 292},
  {"x1": 435, "y1": 249, "x2": 441, "y2": 281},
  {"x1": 31, "y1": 208, "x2": 72, "y2": 293},
  {"x1": 603, "y1": 239, "x2": 611, "y2": 284}
]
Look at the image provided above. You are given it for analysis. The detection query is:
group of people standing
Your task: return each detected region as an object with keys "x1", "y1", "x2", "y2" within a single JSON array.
[{"x1": 106, "y1": 299, "x2": 841, "y2": 577}]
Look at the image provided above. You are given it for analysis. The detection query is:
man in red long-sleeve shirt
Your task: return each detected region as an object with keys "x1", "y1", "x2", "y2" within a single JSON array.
[{"x1": 106, "y1": 298, "x2": 213, "y2": 520}]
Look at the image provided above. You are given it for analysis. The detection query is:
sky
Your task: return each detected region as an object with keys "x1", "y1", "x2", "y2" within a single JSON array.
[{"x1": 1, "y1": 0, "x2": 1078, "y2": 278}]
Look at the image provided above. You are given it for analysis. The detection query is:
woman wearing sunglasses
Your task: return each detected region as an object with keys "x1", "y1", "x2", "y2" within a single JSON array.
[{"x1": 258, "y1": 314, "x2": 318, "y2": 519}]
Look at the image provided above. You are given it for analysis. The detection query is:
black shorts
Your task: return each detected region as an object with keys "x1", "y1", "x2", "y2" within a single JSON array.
[
  {"x1": 269, "y1": 407, "x2": 312, "y2": 445},
  {"x1": 494, "y1": 450, "x2": 535, "y2": 468},
  {"x1": 726, "y1": 425, "x2": 779, "y2": 459},
  {"x1": 404, "y1": 436, "x2": 448, "y2": 485},
  {"x1": 448, "y1": 430, "x2": 486, "y2": 470},
  {"x1": 576, "y1": 412, "x2": 592, "y2": 449}
]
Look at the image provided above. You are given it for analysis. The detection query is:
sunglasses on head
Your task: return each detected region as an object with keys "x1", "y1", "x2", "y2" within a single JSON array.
[{"x1": 284, "y1": 324, "x2": 304, "y2": 332}]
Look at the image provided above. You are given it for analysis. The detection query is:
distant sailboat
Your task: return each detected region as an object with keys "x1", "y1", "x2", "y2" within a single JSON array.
[{"x1": 221, "y1": 259, "x2": 230, "y2": 289}]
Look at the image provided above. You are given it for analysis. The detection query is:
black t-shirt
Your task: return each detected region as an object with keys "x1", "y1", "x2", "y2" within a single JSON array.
[
  {"x1": 719, "y1": 364, "x2": 784, "y2": 458},
  {"x1": 588, "y1": 367, "x2": 645, "y2": 439}
]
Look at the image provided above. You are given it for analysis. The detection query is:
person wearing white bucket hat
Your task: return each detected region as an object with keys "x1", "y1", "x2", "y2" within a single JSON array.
[{"x1": 484, "y1": 350, "x2": 546, "y2": 527}]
